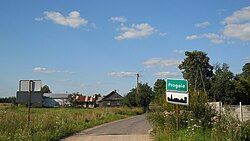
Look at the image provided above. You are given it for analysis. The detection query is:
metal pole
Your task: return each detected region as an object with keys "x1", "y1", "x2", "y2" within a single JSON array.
[
  {"x1": 199, "y1": 67, "x2": 206, "y2": 94},
  {"x1": 240, "y1": 102, "x2": 243, "y2": 122},
  {"x1": 28, "y1": 80, "x2": 32, "y2": 127},
  {"x1": 176, "y1": 104, "x2": 179, "y2": 130},
  {"x1": 219, "y1": 101, "x2": 222, "y2": 121}
]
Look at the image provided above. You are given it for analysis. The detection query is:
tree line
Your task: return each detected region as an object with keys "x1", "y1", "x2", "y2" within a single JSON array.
[
  {"x1": 0, "y1": 97, "x2": 16, "y2": 103},
  {"x1": 179, "y1": 50, "x2": 249, "y2": 105},
  {"x1": 124, "y1": 50, "x2": 250, "y2": 109}
]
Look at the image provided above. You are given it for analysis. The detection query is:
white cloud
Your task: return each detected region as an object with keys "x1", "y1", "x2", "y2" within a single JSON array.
[
  {"x1": 223, "y1": 6, "x2": 250, "y2": 24},
  {"x1": 202, "y1": 33, "x2": 224, "y2": 44},
  {"x1": 37, "y1": 11, "x2": 88, "y2": 28},
  {"x1": 115, "y1": 23, "x2": 156, "y2": 40},
  {"x1": 159, "y1": 32, "x2": 168, "y2": 36},
  {"x1": 195, "y1": 21, "x2": 210, "y2": 28},
  {"x1": 173, "y1": 49, "x2": 186, "y2": 54},
  {"x1": 108, "y1": 72, "x2": 136, "y2": 77},
  {"x1": 217, "y1": 9, "x2": 226, "y2": 16},
  {"x1": 155, "y1": 71, "x2": 180, "y2": 78},
  {"x1": 245, "y1": 57, "x2": 250, "y2": 62},
  {"x1": 110, "y1": 16, "x2": 127, "y2": 23},
  {"x1": 143, "y1": 58, "x2": 181, "y2": 68},
  {"x1": 33, "y1": 67, "x2": 74, "y2": 74},
  {"x1": 186, "y1": 33, "x2": 224, "y2": 44},
  {"x1": 186, "y1": 35, "x2": 199, "y2": 40},
  {"x1": 223, "y1": 23, "x2": 250, "y2": 41},
  {"x1": 222, "y1": 6, "x2": 250, "y2": 41},
  {"x1": 81, "y1": 82, "x2": 108, "y2": 88},
  {"x1": 35, "y1": 17, "x2": 43, "y2": 21}
]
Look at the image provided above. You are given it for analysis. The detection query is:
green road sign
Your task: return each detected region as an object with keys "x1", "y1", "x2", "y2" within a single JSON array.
[{"x1": 166, "y1": 79, "x2": 188, "y2": 92}]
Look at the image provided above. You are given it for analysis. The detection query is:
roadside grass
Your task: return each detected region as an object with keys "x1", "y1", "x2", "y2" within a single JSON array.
[
  {"x1": 148, "y1": 108, "x2": 250, "y2": 141},
  {"x1": 0, "y1": 106, "x2": 143, "y2": 141},
  {"x1": 152, "y1": 128, "x2": 212, "y2": 141},
  {"x1": 0, "y1": 103, "x2": 12, "y2": 109},
  {"x1": 148, "y1": 91, "x2": 250, "y2": 141}
]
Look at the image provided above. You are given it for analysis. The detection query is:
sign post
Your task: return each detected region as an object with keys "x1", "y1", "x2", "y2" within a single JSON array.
[
  {"x1": 19, "y1": 80, "x2": 42, "y2": 130},
  {"x1": 166, "y1": 78, "x2": 189, "y2": 130},
  {"x1": 28, "y1": 80, "x2": 33, "y2": 127}
]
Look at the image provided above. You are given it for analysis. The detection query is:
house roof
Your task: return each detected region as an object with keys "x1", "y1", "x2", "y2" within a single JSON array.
[
  {"x1": 102, "y1": 90, "x2": 123, "y2": 100},
  {"x1": 43, "y1": 93, "x2": 70, "y2": 99},
  {"x1": 75, "y1": 95, "x2": 95, "y2": 102}
]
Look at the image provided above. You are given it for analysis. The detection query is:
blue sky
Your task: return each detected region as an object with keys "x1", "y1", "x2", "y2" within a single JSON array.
[{"x1": 0, "y1": 0, "x2": 250, "y2": 97}]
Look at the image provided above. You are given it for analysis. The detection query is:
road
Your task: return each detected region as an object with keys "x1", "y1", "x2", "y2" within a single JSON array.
[{"x1": 62, "y1": 114, "x2": 153, "y2": 141}]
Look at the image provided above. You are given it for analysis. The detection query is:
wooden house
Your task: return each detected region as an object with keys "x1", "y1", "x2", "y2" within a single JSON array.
[{"x1": 99, "y1": 90, "x2": 124, "y2": 107}]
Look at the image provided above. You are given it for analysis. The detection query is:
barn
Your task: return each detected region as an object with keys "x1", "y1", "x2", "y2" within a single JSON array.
[{"x1": 43, "y1": 93, "x2": 71, "y2": 107}]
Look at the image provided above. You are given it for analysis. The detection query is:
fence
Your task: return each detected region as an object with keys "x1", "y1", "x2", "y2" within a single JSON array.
[{"x1": 208, "y1": 102, "x2": 250, "y2": 122}]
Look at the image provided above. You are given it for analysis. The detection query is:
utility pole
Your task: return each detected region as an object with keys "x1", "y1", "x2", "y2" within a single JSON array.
[{"x1": 136, "y1": 73, "x2": 140, "y2": 95}]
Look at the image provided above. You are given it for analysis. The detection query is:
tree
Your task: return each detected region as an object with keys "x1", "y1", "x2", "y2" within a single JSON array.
[
  {"x1": 234, "y1": 63, "x2": 250, "y2": 104},
  {"x1": 41, "y1": 85, "x2": 51, "y2": 94},
  {"x1": 209, "y1": 63, "x2": 235, "y2": 104},
  {"x1": 124, "y1": 83, "x2": 154, "y2": 111},
  {"x1": 178, "y1": 51, "x2": 213, "y2": 92},
  {"x1": 153, "y1": 79, "x2": 166, "y2": 105},
  {"x1": 124, "y1": 88, "x2": 139, "y2": 107},
  {"x1": 93, "y1": 94, "x2": 101, "y2": 100},
  {"x1": 69, "y1": 92, "x2": 82, "y2": 107},
  {"x1": 138, "y1": 83, "x2": 154, "y2": 111},
  {"x1": 242, "y1": 63, "x2": 250, "y2": 79},
  {"x1": 0, "y1": 97, "x2": 16, "y2": 103}
]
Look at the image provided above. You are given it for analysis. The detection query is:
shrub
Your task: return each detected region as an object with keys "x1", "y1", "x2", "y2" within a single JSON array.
[
  {"x1": 188, "y1": 91, "x2": 216, "y2": 130},
  {"x1": 148, "y1": 90, "x2": 217, "y2": 140},
  {"x1": 211, "y1": 113, "x2": 250, "y2": 141}
]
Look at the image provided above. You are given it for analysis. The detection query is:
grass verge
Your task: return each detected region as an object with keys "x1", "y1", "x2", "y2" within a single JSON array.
[{"x1": 0, "y1": 106, "x2": 143, "y2": 141}]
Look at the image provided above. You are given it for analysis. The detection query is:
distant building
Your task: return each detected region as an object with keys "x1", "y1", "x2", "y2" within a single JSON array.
[
  {"x1": 43, "y1": 93, "x2": 71, "y2": 107},
  {"x1": 73, "y1": 95, "x2": 96, "y2": 108},
  {"x1": 96, "y1": 96, "x2": 103, "y2": 107},
  {"x1": 16, "y1": 91, "x2": 43, "y2": 107},
  {"x1": 99, "y1": 90, "x2": 124, "y2": 107}
]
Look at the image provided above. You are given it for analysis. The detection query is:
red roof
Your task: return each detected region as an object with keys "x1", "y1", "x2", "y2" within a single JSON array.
[{"x1": 75, "y1": 95, "x2": 95, "y2": 102}]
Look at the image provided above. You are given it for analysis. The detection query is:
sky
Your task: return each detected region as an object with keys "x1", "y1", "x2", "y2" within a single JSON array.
[{"x1": 0, "y1": 0, "x2": 250, "y2": 97}]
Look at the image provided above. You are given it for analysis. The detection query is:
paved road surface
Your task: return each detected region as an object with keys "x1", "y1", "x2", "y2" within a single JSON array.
[{"x1": 62, "y1": 114, "x2": 153, "y2": 141}]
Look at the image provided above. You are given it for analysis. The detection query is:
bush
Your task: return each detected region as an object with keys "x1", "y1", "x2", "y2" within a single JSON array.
[
  {"x1": 211, "y1": 113, "x2": 250, "y2": 141},
  {"x1": 188, "y1": 91, "x2": 216, "y2": 130},
  {"x1": 148, "y1": 91, "x2": 217, "y2": 140}
]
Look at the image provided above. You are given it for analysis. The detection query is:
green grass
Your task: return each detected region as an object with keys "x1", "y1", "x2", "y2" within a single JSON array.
[
  {"x1": 148, "y1": 111, "x2": 250, "y2": 141},
  {"x1": 152, "y1": 128, "x2": 212, "y2": 141},
  {"x1": 0, "y1": 106, "x2": 143, "y2": 141}
]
